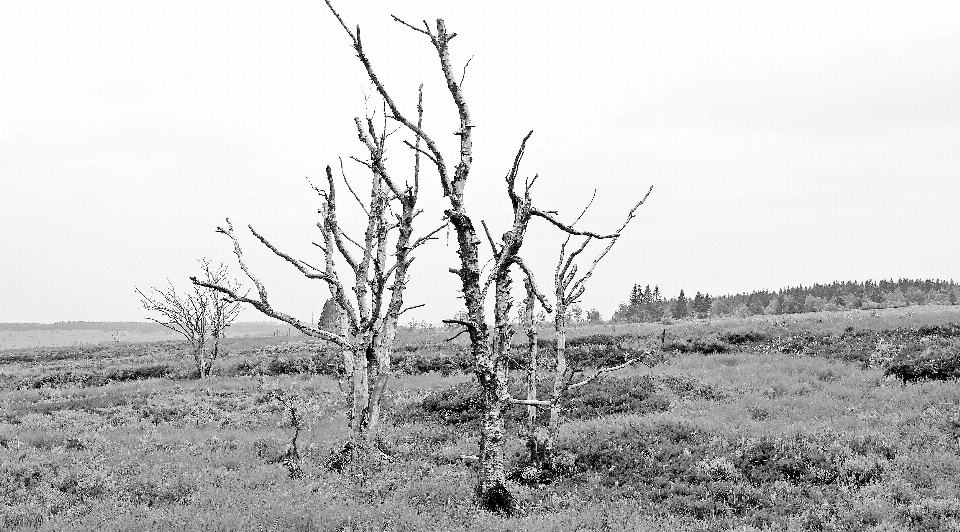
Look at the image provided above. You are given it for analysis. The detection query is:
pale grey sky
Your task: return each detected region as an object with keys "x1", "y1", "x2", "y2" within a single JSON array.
[{"x1": 1, "y1": 1, "x2": 958, "y2": 324}]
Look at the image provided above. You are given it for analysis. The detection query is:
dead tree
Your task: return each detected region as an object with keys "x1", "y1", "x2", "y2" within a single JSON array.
[
  {"x1": 324, "y1": 1, "x2": 630, "y2": 512},
  {"x1": 137, "y1": 261, "x2": 242, "y2": 378},
  {"x1": 201, "y1": 260, "x2": 243, "y2": 366},
  {"x1": 193, "y1": 106, "x2": 442, "y2": 458},
  {"x1": 543, "y1": 186, "x2": 653, "y2": 459},
  {"x1": 521, "y1": 278, "x2": 547, "y2": 465}
]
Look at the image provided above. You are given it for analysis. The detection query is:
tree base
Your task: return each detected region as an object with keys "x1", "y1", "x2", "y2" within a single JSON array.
[{"x1": 475, "y1": 481, "x2": 515, "y2": 516}]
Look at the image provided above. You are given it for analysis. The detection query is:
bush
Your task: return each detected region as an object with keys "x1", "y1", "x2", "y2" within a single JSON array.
[
  {"x1": 399, "y1": 381, "x2": 482, "y2": 426},
  {"x1": 663, "y1": 336, "x2": 730, "y2": 354},
  {"x1": 562, "y1": 424, "x2": 900, "y2": 528},
  {"x1": 884, "y1": 341, "x2": 960, "y2": 383},
  {"x1": 563, "y1": 376, "x2": 670, "y2": 420},
  {"x1": 392, "y1": 344, "x2": 472, "y2": 375},
  {"x1": 720, "y1": 331, "x2": 769, "y2": 345},
  {"x1": 398, "y1": 376, "x2": 670, "y2": 427},
  {"x1": 102, "y1": 363, "x2": 172, "y2": 382}
]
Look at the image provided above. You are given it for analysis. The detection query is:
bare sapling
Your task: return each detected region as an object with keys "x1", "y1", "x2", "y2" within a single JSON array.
[
  {"x1": 265, "y1": 388, "x2": 305, "y2": 479},
  {"x1": 521, "y1": 278, "x2": 548, "y2": 465},
  {"x1": 137, "y1": 260, "x2": 242, "y2": 378},
  {"x1": 323, "y1": 0, "x2": 629, "y2": 512},
  {"x1": 193, "y1": 104, "x2": 443, "y2": 464},
  {"x1": 543, "y1": 186, "x2": 654, "y2": 464},
  {"x1": 202, "y1": 260, "x2": 243, "y2": 369}
]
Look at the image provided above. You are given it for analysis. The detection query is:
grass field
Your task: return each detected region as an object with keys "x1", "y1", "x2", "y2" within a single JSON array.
[{"x1": 2, "y1": 306, "x2": 960, "y2": 531}]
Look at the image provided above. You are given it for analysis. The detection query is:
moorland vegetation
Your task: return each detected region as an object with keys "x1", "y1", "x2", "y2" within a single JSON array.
[{"x1": 3, "y1": 306, "x2": 960, "y2": 530}]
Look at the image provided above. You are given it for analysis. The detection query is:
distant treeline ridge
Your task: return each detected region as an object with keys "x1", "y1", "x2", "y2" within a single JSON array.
[{"x1": 611, "y1": 278, "x2": 959, "y2": 322}]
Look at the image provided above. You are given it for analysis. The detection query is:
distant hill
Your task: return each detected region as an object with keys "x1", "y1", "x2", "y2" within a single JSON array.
[{"x1": 0, "y1": 321, "x2": 293, "y2": 335}]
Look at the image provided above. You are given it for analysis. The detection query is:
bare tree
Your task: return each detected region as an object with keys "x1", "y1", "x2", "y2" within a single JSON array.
[
  {"x1": 514, "y1": 189, "x2": 652, "y2": 470},
  {"x1": 323, "y1": 1, "x2": 634, "y2": 513},
  {"x1": 520, "y1": 278, "x2": 549, "y2": 466},
  {"x1": 193, "y1": 105, "x2": 443, "y2": 460},
  {"x1": 202, "y1": 260, "x2": 243, "y2": 366},
  {"x1": 137, "y1": 261, "x2": 242, "y2": 378},
  {"x1": 542, "y1": 186, "x2": 653, "y2": 460}
]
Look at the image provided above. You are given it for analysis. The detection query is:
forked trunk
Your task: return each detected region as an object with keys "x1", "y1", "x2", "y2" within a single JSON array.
[
  {"x1": 193, "y1": 344, "x2": 211, "y2": 379},
  {"x1": 344, "y1": 331, "x2": 395, "y2": 461}
]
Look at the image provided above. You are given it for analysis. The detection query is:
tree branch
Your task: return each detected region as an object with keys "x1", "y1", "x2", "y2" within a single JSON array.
[
  {"x1": 480, "y1": 219, "x2": 500, "y2": 257},
  {"x1": 326, "y1": 0, "x2": 454, "y2": 195},
  {"x1": 567, "y1": 185, "x2": 653, "y2": 297},
  {"x1": 505, "y1": 131, "x2": 534, "y2": 209},
  {"x1": 532, "y1": 207, "x2": 620, "y2": 239},
  {"x1": 399, "y1": 303, "x2": 425, "y2": 315},
  {"x1": 513, "y1": 256, "x2": 554, "y2": 313},
  {"x1": 338, "y1": 157, "x2": 369, "y2": 216},
  {"x1": 506, "y1": 395, "x2": 552, "y2": 408},
  {"x1": 248, "y1": 224, "x2": 331, "y2": 282},
  {"x1": 568, "y1": 353, "x2": 650, "y2": 390}
]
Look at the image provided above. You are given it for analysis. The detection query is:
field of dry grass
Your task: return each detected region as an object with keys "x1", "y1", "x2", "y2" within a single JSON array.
[{"x1": 3, "y1": 306, "x2": 960, "y2": 531}]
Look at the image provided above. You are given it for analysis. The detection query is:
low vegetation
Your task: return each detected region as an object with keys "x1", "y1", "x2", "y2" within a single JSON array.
[{"x1": 2, "y1": 306, "x2": 960, "y2": 530}]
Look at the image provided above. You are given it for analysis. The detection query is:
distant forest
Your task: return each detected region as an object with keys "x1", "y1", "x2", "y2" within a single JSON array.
[{"x1": 611, "y1": 279, "x2": 960, "y2": 323}]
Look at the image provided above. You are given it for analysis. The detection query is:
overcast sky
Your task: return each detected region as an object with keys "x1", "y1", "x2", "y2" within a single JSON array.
[{"x1": 1, "y1": 1, "x2": 958, "y2": 324}]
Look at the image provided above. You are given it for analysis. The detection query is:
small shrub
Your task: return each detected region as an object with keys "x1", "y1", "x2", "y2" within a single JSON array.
[
  {"x1": 747, "y1": 405, "x2": 770, "y2": 421},
  {"x1": 884, "y1": 342, "x2": 960, "y2": 383},
  {"x1": 900, "y1": 497, "x2": 960, "y2": 531},
  {"x1": 663, "y1": 337, "x2": 730, "y2": 354},
  {"x1": 400, "y1": 381, "x2": 482, "y2": 426},
  {"x1": 564, "y1": 376, "x2": 670, "y2": 420},
  {"x1": 656, "y1": 374, "x2": 727, "y2": 401},
  {"x1": 721, "y1": 331, "x2": 769, "y2": 345},
  {"x1": 125, "y1": 475, "x2": 196, "y2": 507}
]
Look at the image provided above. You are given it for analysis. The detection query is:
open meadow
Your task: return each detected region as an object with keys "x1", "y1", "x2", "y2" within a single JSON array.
[{"x1": 3, "y1": 306, "x2": 960, "y2": 531}]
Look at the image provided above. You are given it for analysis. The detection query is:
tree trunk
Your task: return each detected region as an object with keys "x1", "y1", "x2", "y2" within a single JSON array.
[
  {"x1": 546, "y1": 305, "x2": 569, "y2": 457},
  {"x1": 476, "y1": 357, "x2": 511, "y2": 514},
  {"x1": 473, "y1": 268, "x2": 515, "y2": 514},
  {"x1": 365, "y1": 319, "x2": 396, "y2": 442},
  {"x1": 522, "y1": 282, "x2": 541, "y2": 463},
  {"x1": 193, "y1": 343, "x2": 210, "y2": 379},
  {"x1": 350, "y1": 345, "x2": 369, "y2": 446},
  {"x1": 362, "y1": 341, "x2": 391, "y2": 441},
  {"x1": 211, "y1": 334, "x2": 220, "y2": 368}
]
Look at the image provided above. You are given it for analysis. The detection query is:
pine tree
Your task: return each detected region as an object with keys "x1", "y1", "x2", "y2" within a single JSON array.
[
  {"x1": 673, "y1": 290, "x2": 688, "y2": 319},
  {"x1": 692, "y1": 292, "x2": 705, "y2": 318},
  {"x1": 318, "y1": 298, "x2": 341, "y2": 333}
]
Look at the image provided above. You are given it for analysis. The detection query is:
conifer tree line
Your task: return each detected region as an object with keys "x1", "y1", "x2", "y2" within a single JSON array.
[{"x1": 611, "y1": 278, "x2": 960, "y2": 322}]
